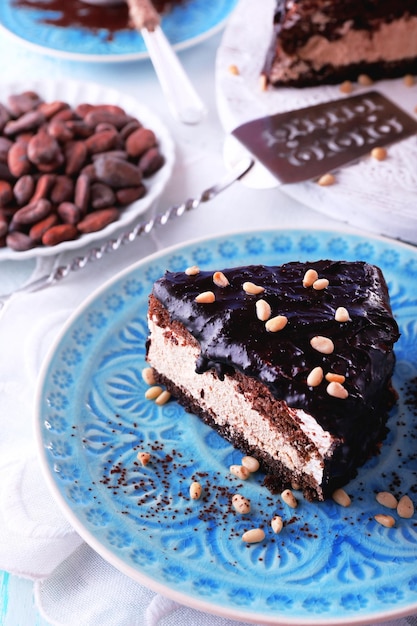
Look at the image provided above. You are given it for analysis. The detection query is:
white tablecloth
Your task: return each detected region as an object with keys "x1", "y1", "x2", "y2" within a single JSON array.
[{"x1": 0, "y1": 16, "x2": 416, "y2": 626}]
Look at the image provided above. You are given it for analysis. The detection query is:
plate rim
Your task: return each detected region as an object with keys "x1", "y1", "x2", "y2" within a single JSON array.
[
  {"x1": 0, "y1": 77, "x2": 175, "y2": 261},
  {"x1": 34, "y1": 226, "x2": 417, "y2": 626},
  {"x1": 0, "y1": 0, "x2": 239, "y2": 63}
]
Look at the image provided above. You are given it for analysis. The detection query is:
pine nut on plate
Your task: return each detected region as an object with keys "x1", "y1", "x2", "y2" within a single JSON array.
[
  {"x1": 230, "y1": 465, "x2": 250, "y2": 480},
  {"x1": 242, "y1": 528, "x2": 265, "y2": 543},
  {"x1": 232, "y1": 494, "x2": 251, "y2": 514},
  {"x1": 397, "y1": 495, "x2": 414, "y2": 518},
  {"x1": 374, "y1": 514, "x2": 396, "y2": 528},
  {"x1": 376, "y1": 491, "x2": 398, "y2": 509},
  {"x1": 332, "y1": 488, "x2": 351, "y2": 507},
  {"x1": 142, "y1": 367, "x2": 156, "y2": 386},
  {"x1": 241, "y1": 455, "x2": 260, "y2": 473},
  {"x1": 189, "y1": 481, "x2": 202, "y2": 500},
  {"x1": 271, "y1": 515, "x2": 284, "y2": 534},
  {"x1": 281, "y1": 489, "x2": 298, "y2": 508}
]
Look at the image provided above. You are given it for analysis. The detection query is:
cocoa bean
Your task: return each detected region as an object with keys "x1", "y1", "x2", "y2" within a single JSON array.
[
  {"x1": 29, "y1": 213, "x2": 59, "y2": 242},
  {"x1": 27, "y1": 129, "x2": 62, "y2": 166},
  {"x1": 0, "y1": 162, "x2": 14, "y2": 182},
  {"x1": 125, "y1": 127, "x2": 156, "y2": 158},
  {"x1": 90, "y1": 182, "x2": 116, "y2": 209},
  {"x1": 75, "y1": 103, "x2": 95, "y2": 118},
  {"x1": 119, "y1": 119, "x2": 142, "y2": 140},
  {"x1": 77, "y1": 207, "x2": 119, "y2": 233},
  {"x1": 47, "y1": 118, "x2": 74, "y2": 142},
  {"x1": 65, "y1": 141, "x2": 88, "y2": 176},
  {"x1": 0, "y1": 180, "x2": 13, "y2": 206},
  {"x1": 91, "y1": 150, "x2": 128, "y2": 162},
  {"x1": 13, "y1": 174, "x2": 35, "y2": 205},
  {"x1": 84, "y1": 109, "x2": 132, "y2": 129},
  {"x1": 7, "y1": 141, "x2": 31, "y2": 178},
  {"x1": 36, "y1": 154, "x2": 64, "y2": 173},
  {"x1": 6, "y1": 230, "x2": 36, "y2": 251},
  {"x1": 80, "y1": 164, "x2": 96, "y2": 179},
  {"x1": 65, "y1": 120, "x2": 93, "y2": 139},
  {"x1": 15, "y1": 132, "x2": 33, "y2": 144},
  {"x1": 0, "y1": 137, "x2": 13, "y2": 163},
  {"x1": 94, "y1": 123, "x2": 117, "y2": 133},
  {"x1": 30, "y1": 173, "x2": 56, "y2": 203},
  {"x1": 85, "y1": 128, "x2": 119, "y2": 154},
  {"x1": 79, "y1": 103, "x2": 126, "y2": 119},
  {"x1": 57, "y1": 201, "x2": 82, "y2": 224},
  {"x1": 115, "y1": 184, "x2": 146, "y2": 205},
  {"x1": 12, "y1": 198, "x2": 52, "y2": 226},
  {"x1": 50, "y1": 107, "x2": 75, "y2": 123},
  {"x1": 7, "y1": 92, "x2": 43, "y2": 117},
  {"x1": 42, "y1": 223, "x2": 79, "y2": 246},
  {"x1": 50, "y1": 175, "x2": 74, "y2": 204},
  {"x1": 138, "y1": 147, "x2": 165, "y2": 177},
  {"x1": 0, "y1": 104, "x2": 11, "y2": 133},
  {"x1": 93, "y1": 157, "x2": 142, "y2": 188},
  {"x1": 37, "y1": 100, "x2": 70, "y2": 119},
  {"x1": 74, "y1": 172, "x2": 90, "y2": 214},
  {"x1": 0, "y1": 212, "x2": 8, "y2": 237},
  {"x1": 4, "y1": 110, "x2": 46, "y2": 136}
]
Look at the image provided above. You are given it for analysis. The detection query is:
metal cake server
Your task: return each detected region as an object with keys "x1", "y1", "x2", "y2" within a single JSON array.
[
  {"x1": 0, "y1": 157, "x2": 254, "y2": 309},
  {"x1": 231, "y1": 91, "x2": 417, "y2": 185}
]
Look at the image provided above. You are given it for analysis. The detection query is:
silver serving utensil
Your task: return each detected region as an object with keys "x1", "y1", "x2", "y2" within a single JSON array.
[
  {"x1": 0, "y1": 157, "x2": 254, "y2": 309},
  {"x1": 81, "y1": 0, "x2": 206, "y2": 125},
  {"x1": 231, "y1": 91, "x2": 417, "y2": 184}
]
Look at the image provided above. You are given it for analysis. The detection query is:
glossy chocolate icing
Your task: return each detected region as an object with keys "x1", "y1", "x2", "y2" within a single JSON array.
[{"x1": 152, "y1": 260, "x2": 400, "y2": 445}]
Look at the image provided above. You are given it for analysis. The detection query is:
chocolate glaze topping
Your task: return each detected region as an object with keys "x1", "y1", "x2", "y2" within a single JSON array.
[{"x1": 152, "y1": 260, "x2": 400, "y2": 446}]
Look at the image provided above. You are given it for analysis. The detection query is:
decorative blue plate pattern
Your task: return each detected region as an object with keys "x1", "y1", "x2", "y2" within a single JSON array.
[
  {"x1": 0, "y1": 0, "x2": 239, "y2": 62},
  {"x1": 36, "y1": 229, "x2": 417, "y2": 625}
]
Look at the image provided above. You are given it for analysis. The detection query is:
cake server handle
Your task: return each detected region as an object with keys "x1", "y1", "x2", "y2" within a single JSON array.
[
  {"x1": 0, "y1": 157, "x2": 254, "y2": 308},
  {"x1": 128, "y1": 0, "x2": 206, "y2": 125}
]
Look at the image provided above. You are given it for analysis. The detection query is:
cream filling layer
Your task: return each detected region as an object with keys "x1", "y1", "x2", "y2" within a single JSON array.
[
  {"x1": 147, "y1": 319, "x2": 336, "y2": 486},
  {"x1": 272, "y1": 16, "x2": 417, "y2": 79}
]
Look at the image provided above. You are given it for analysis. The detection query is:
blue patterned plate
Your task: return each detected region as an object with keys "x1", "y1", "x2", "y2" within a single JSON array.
[
  {"x1": 36, "y1": 229, "x2": 417, "y2": 625},
  {"x1": 0, "y1": 0, "x2": 239, "y2": 62}
]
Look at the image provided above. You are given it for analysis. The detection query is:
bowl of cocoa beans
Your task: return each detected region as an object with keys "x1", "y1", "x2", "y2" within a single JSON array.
[{"x1": 0, "y1": 79, "x2": 175, "y2": 258}]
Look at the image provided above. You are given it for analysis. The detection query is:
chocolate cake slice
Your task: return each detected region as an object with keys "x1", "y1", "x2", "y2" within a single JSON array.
[
  {"x1": 146, "y1": 260, "x2": 399, "y2": 501},
  {"x1": 265, "y1": 0, "x2": 417, "y2": 87}
]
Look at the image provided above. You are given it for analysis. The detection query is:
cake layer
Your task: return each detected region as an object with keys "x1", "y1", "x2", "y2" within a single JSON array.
[
  {"x1": 267, "y1": 0, "x2": 417, "y2": 86},
  {"x1": 147, "y1": 300, "x2": 339, "y2": 500},
  {"x1": 146, "y1": 260, "x2": 400, "y2": 500}
]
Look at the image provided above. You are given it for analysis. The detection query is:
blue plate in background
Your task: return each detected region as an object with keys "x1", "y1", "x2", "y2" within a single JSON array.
[
  {"x1": 0, "y1": 0, "x2": 239, "y2": 62},
  {"x1": 36, "y1": 229, "x2": 417, "y2": 625}
]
